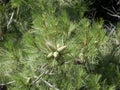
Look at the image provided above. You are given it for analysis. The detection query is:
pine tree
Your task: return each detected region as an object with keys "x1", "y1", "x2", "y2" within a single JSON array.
[{"x1": 0, "y1": 0, "x2": 120, "y2": 90}]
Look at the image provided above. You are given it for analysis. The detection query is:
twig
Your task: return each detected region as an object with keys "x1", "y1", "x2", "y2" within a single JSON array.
[
  {"x1": 0, "y1": 81, "x2": 15, "y2": 86},
  {"x1": 112, "y1": 6, "x2": 117, "y2": 13},
  {"x1": 7, "y1": 11, "x2": 14, "y2": 28},
  {"x1": 32, "y1": 69, "x2": 49, "y2": 85},
  {"x1": 117, "y1": 0, "x2": 120, "y2": 5},
  {"x1": 102, "y1": 6, "x2": 120, "y2": 19},
  {"x1": 102, "y1": 6, "x2": 115, "y2": 14},
  {"x1": 41, "y1": 78, "x2": 59, "y2": 90},
  {"x1": 31, "y1": 71, "x2": 45, "y2": 84},
  {"x1": 107, "y1": 12, "x2": 120, "y2": 18}
]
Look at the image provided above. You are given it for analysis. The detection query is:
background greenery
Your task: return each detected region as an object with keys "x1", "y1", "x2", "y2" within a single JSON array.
[{"x1": 0, "y1": 0, "x2": 120, "y2": 90}]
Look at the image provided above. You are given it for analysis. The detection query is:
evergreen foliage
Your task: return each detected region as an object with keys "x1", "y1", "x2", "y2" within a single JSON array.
[{"x1": 0, "y1": 0, "x2": 120, "y2": 90}]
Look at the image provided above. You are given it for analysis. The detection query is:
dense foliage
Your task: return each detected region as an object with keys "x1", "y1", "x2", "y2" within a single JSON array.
[{"x1": 0, "y1": 0, "x2": 120, "y2": 90}]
